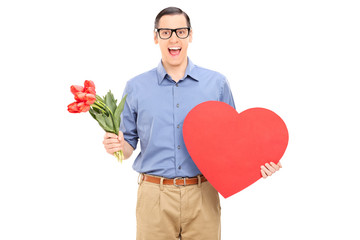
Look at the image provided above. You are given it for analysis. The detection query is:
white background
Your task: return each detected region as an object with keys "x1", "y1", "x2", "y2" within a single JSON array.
[{"x1": 1, "y1": 0, "x2": 359, "y2": 239}]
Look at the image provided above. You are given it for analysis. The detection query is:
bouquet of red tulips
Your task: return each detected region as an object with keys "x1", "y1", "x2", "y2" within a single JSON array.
[{"x1": 68, "y1": 80, "x2": 127, "y2": 162}]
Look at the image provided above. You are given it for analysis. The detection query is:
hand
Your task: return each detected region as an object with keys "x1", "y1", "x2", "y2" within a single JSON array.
[
  {"x1": 103, "y1": 131, "x2": 125, "y2": 155},
  {"x1": 260, "y1": 162, "x2": 282, "y2": 179}
]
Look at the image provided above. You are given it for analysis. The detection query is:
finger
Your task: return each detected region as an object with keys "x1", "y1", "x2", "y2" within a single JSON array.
[
  {"x1": 104, "y1": 141, "x2": 121, "y2": 149},
  {"x1": 103, "y1": 138, "x2": 120, "y2": 145},
  {"x1": 103, "y1": 140, "x2": 121, "y2": 149},
  {"x1": 270, "y1": 162, "x2": 280, "y2": 171},
  {"x1": 105, "y1": 142, "x2": 123, "y2": 151},
  {"x1": 265, "y1": 163, "x2": 276, "y2": 173},
  {"x1": 261, "y1": 169, "x2": 267, "y2": 179},
  {"x1": 106, "y1": 146, "x2": 122, "y2": 154},
  {"x1": 106, "y1": 149, "x2": 120, "y2": 155},
  {"x1": 104, "y1": 132, "x2": 118, "y2": 139},
  {"x1": 261, "y1": 165, "x2": 272, "y2": 176},
  {"x1": 278, "y1": 161, "x2": 282, "y2": 168},
  {"x1": 118, "y1": 131, "x2": 124, "y2": 139}
]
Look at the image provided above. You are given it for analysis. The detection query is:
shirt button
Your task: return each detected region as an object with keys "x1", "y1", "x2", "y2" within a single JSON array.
[
  {"x1": 176, "y1": 103, "x2": 179, "y2": 108},
  {"x1": 177, "y1": 145, "x2": 181, "y2": 150},
  {"x1": 176, "y1": 83, "x2": 179, "y2": 87},
  {"x1": 178, "y1": 166, "x2": 182, "y2": 170},
  {"x1": 177, "y1": 124, "x2": 180, "y2": 129}
]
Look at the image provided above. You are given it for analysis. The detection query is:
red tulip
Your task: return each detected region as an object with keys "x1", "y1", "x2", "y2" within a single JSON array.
[
  {"x1": 74, "y1": 92, "x2": 86, "y2": 102},
  {"x1": 67, "y1": 101, "x2": 91, "y2": 113},
  {"x1": 84, "y1": 80, "x2": 96, "y2": 95},
  {"x1": 78, "y1": 102, "x2": 90, "y2": 112},
  {"x1": 85, "y1": 94, "x2": 96, "y2": 105},
  {"x1": 71, "y1": 85, "x2": 84, "y2": 95},
  {"x1": 84, "y1": 80, "x2": 95, "y2": 89},
  {"x1": 68, "y1": 80, "x2": 96, "y2": 114},
  {"x1": 68, "y1": 102, "x2": 81, "y2": 113},
  {"x1": 85, "y1": 87, "x2": 96, "y2": 95}
]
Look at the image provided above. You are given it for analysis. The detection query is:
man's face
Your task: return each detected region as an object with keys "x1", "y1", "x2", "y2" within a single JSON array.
[{"x1": 154, "y1": 14, "x2": 192, "y2": 68}]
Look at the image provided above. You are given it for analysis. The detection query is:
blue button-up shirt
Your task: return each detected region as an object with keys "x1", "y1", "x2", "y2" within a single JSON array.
[{"x1": 120, "y1": 58, "x2": 235, "y2": 178}]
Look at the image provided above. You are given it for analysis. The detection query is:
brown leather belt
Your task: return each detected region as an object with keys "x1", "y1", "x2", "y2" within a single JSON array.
[{"x1": 141, "y1": 174, "x2": 207, "y2": 186}]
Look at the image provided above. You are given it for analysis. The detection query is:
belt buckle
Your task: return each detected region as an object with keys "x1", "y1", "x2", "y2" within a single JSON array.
[{"x1": 173, "y1": 177, "x2": 186, "y2": 187}]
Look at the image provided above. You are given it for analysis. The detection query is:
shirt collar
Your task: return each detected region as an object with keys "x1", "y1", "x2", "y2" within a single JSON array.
[{"x1": 157, "y1": 57, "x2": 199, "y2": 84}]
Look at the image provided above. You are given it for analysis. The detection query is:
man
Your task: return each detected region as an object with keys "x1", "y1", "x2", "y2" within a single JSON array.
[{"x1": 103, "y1": 7, "x2": 281, "y2": 240}]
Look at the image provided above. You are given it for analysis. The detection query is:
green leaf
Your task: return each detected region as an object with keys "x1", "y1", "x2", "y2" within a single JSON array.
[
  {"x1": 114, "y1": 94, "x2": 127, "y2": 134},
  {"x1": 104, "y1": 114, "x2": 115, "y2": 132},
  {"x1": 89, "y1": 108, "x2": 97, "y2": 120},
  {"x1": 88, "y1": 108, "x2": 115, "y2": 133},
  {"x1": 104, "y1": 90, "x2": 117, "y2": 114}
]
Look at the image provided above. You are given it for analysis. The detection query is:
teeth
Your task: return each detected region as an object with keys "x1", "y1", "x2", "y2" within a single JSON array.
[{"x1": 169, "y1": 47, "x2": 181, "y2": 50}]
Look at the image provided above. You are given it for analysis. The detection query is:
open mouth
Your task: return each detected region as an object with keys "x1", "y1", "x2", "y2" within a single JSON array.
[{"x1": 168, "y1": 47, "x2": 181, "y2": 56}]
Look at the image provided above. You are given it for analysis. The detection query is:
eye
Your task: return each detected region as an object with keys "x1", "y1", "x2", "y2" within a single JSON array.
[{"x1": 176, "y1": 29, "x2": 188, "y2": 37}]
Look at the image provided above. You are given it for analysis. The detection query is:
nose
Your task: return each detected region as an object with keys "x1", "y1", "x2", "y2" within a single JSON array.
[{"x1": 169, "y1": 31, "x2": 178, "y2": 43}]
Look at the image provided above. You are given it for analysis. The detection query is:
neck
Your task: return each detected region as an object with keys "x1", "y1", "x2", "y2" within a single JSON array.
[{"x1": 162, "y1": 58, "x2": 188, "y2": 82}]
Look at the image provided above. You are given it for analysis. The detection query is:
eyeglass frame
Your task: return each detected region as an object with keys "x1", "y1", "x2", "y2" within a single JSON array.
[{"x1": 155, "y1": 27, "x2": 191, "y2": 40}]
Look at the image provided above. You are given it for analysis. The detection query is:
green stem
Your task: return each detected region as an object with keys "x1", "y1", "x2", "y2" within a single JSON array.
[
  {"x1": 95, "y1": 100, "x2": 114, "y2": 117},
  {"x1": 91, "y1": 104, "x2": 107, "y2": 115},
  {"x1": 95, "y1": 95, "x2": 104, "y2": 102},
  {"x1": 113, "y1": 150, "x2": 124, "y2": 163},
  {"x1": 92, "y1": 101, "x2": 104, "y2": 110}
]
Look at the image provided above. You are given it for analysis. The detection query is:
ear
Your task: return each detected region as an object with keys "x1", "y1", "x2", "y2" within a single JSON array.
[
  {"x1": 189, "y1": 29, "x2": 193, "y2": 43},
  {"x1": 154, "y1": 31, "x2": 159, "y2": 44}
]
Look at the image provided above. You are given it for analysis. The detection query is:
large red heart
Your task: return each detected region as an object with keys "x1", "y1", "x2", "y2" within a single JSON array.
[{"x1": 183, "y1": 101, "x2": 289, "y2": 198}]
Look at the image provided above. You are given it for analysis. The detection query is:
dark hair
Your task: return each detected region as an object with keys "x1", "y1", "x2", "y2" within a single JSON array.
[{"x1": 154, "y1": 7, "x2": 191, "y2": 29}]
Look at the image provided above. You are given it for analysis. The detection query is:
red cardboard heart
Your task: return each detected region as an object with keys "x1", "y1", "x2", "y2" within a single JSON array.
[{"x1": 183, "y1": 101, "x2": 288, "y2": 198}]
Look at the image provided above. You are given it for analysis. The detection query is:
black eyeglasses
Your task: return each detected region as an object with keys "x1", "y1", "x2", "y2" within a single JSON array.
[{"x1": 155, "y1": 27, "x2": 191, "y2": 40}]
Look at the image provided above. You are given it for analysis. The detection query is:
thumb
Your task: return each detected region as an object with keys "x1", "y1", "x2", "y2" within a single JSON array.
[{"x1": 118, "y1": 131, "x2": 124, "y2": 141}]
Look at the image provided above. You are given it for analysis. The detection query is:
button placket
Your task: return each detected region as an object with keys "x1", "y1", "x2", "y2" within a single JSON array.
[{"x1": 173, "y1": 82, "x2": 181, "y2": 174}]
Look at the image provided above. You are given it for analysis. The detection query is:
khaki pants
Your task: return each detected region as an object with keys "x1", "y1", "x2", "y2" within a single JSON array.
[{"x1": 136, "y1": 175, "x2": 221, "y2": 240}]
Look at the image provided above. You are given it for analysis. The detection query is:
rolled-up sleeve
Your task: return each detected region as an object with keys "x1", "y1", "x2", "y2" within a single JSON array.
[
  {"x1": 120, "y1": 82, "x2": 138, "y2": 150},
  {"x1": 220, "y1": 77, "x2": 236, "y2": 110}
]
